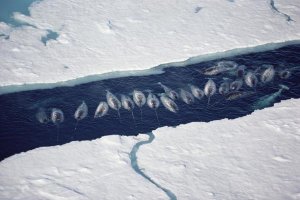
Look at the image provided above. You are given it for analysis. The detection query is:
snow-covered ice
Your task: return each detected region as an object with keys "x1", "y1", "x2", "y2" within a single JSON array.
[
  {"x1": 0, "y1": 0, "x2": 300, "y2": 93},
  {"x1": 1, "y1": 99, "x2": 299, "y2": 199}
]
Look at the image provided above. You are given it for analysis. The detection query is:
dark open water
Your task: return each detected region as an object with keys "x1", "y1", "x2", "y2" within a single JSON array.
[{"x1": 0, "y1": 44, "x2": 300, "y2": 160}]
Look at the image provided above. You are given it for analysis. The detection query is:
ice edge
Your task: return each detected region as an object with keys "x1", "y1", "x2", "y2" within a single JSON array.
[{"x1": 1, "y1": 40, "x2": 300, "y2": 95}]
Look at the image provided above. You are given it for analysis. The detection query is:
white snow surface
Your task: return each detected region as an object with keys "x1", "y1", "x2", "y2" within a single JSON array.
[
  {"x1": 0, "y1": 0, "x2": 300, "y2": 91},
  {"x1": 1, "y1": 98, "x2": 300, "y2": 200}
]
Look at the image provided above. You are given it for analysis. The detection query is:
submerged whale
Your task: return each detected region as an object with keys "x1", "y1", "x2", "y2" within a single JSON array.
[
  {"x1": 36, "y1": 108, "x2": 49, "y2": 124},
  {"x1": 94, "y1": 102, "x2": 109, "y2": 118},
  {"x1": 279, "y1": 69, "x2": 291, "y2": 79},
  {"x1": 74, "y1": 101, "x2": 88, "y2": 121},
  {"x1": 158, "y1": 82, "x2": 179, "y2": 100},
  {"x1": 244, "y1": 72, "x2": 258, "y2": 88},
  {"x1": 189, "y1": 84, "x2": 204, "y2": 100},
  {"x1": 106, "y1": 90, "x2": 121, "y2": 118},
  {"x1": 204, "y1": 79, "x2": 217, "y2": 105},
  {"x1": 261, "y1": 65, "x2": 275, "y2": 83},
  {"x1": 253, "y1": 85, "x2": 289, "y2": 110},
  {"x1": 200, "y1": 61, "x2": 238, "y2": 76},
  {"x1": 160, "y1": 94, "x2": 179, "y2": 113},
  {"x1": 179, "y1": 89, "x2": 194, "y2": 104},
  {"x1": 225, "y1": 91, "x2": 255, "y2": 101},
  {"x1": 218, "y1": 82, "x2": 230, "y2": 95},
  {"x1": 230, "y1": 79, "x2": 243, "y2": 91}
]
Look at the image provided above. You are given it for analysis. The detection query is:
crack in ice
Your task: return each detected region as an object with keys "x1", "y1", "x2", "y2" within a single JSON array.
[
  {"x1": 269, "y1": 0, "x2": 294, "y2": 22},
  {"x1": 129, "y1": 132, "x2": 177, "y2": 200}
]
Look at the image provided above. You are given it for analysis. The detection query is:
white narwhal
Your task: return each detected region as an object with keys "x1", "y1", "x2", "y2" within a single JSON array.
[
  {"x1": 158, "y1": 82, "x2": 179, "y2": 100},
  {"x1": 204, "y1": 79, "x2": 217, "y2": 105},
  {"x1": 160, "y1": 94, "x2": 179, "y2": 113},
  {"x1": 51, "y1": 108, "x2": 64, "y2": 142},
  {"x1": 36, "y1": 108, "x2": 49, "y2": 124},
  {"x1": 94, "y1": 102, "x2": 109, "y2": 118},
  {"x1": 189, "y1": 84, "x2": 204, "y2": 100},
  {"x1": 121, "y1": 94, "x2": 135, "y2": 121},
  {"x1": 230, "y1": 79, "x2": 243, "y2": 91},
  {"x1": 244, "y1": 72, "x2": 258, "y2": 88},
  {"x1": 253, "y1": 85, "x2": 289, "y2": 110},
  {"x1": 106, "y1": 90, "x2": 121, "y2": 119},
  {"x1": 74, "y1": 101, "x2": 88, "y2": 130},
  {"x1": 179, "y1": 88, "x2": 194, "y2": 104},
  {"x1": 132, "y1": 90, "x2": 146, "y2": 121},
  {"x1": 261, "y1": 65, "x2": 275, "y2": 84},
  {"x1": 147, "y1": 92, "x2": 160, "y2": 124}
]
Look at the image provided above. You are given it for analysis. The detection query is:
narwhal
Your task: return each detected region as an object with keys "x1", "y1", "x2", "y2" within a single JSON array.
[
  {"x1": 189, "y1": 84, "x2": 204, "y2": 100},
  {"x1": 218, "y1": 81, "x2": 230, "y2": 95},
  {"x1": 106, "y1": 90, "x2": 121, "y2": 119},
  {"x1": 179, "y1": 88, "x2": 195, "y2": 104},
  {"x1": 132, "y1": 90, "x2": 146, "y2": 121},
  {"x1": 225, "y1": 91, "x2": 255, "y2": 101},
  {"x1": 36, "y1": 108, "x2": 49, "y2": 124},
  {"x1": 230, "y1": 79, "x2": 243, "y2": 91},
  {"x1": 94, "y1": 101, "x2": 109, "y2": 118},
  {"x1": 260, "y1": 65, "x2": 275, "y2": 84},
  {"x1": 158, "y1": 82, "x2": 179, "y2": 100},
  {"x1": 200, "y1": 61, "x2": 238, "y2": 76},
  {"x1": 279, "y1": 69, "x2": 291, "y2": 79},
  {"x1": 244, "y1": 72, "x2": 258, "y2": 89},
  {"x1": 160, "y1": 94, "x2": 179, "y2": 113},
  {"x1": 204, "y1": 79, "x2": 217, "y2": 105},
  {"x1": 147, "y1": 92, "x2": 160, "y2": 124},
  {"x1": 51, "y1": 108, "x2": 64, "y2": 142},
  {"x1": 121, "y1": 94, "x2": 135, "y2": 121},
  {"x1": 253, "y1": 84, "x2": 289, "y2": 110},
  {"x1": 74, "y1": 101, "x2": 88, "y2": 130},
  {"x1": 235, "y1": 65, "x2": 246, "y2": 78}
]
